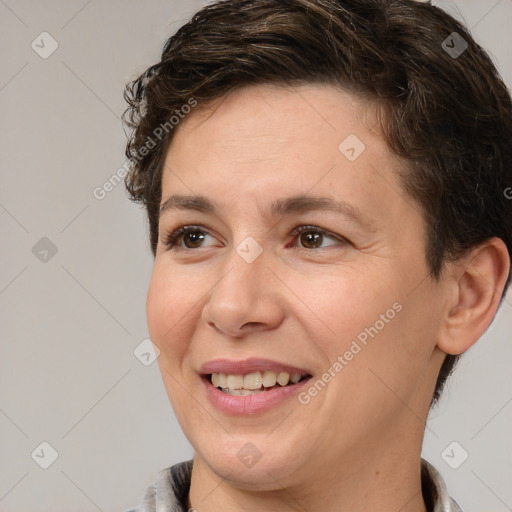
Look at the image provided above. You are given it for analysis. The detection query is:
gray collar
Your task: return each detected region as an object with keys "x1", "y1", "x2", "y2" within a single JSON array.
[
  {"x1": 129, "y1": 458, "x2": 463, "y2": 512},
  {"x1": 421, "y1": 458, "x2": 463, "y2": 512}
]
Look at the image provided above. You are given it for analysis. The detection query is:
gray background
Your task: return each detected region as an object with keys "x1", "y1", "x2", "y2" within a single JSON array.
[{"x1": 0, "y1": 1, "x2": 511, "y2": 511}]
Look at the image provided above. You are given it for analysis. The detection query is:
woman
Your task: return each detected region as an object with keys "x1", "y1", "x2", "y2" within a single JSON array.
[{"x1": 123, "y1": 0, "x2": 512, "y2": 510}]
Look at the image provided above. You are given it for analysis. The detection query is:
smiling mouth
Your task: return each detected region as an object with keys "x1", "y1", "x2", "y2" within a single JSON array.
[{"x1": 206, "y1": 371, "x2": 312, "y2": 395}]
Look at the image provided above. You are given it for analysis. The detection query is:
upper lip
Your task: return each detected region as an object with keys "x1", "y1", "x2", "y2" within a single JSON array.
[{"x1": 200, "y1": 358, "x2": 312, "y2": 376}]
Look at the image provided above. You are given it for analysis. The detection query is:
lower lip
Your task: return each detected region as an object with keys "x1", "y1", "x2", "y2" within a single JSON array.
[{"x1": 202, "y1": 375, "x2": 312, "y2": 415}]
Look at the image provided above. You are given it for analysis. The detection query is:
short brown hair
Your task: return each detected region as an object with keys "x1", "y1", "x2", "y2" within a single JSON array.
[{"x1": 123, "y1": 0, "x2": 512, "y2": 407}]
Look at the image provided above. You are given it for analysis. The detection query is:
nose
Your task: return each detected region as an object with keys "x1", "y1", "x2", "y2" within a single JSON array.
[{"x1": 201, "y1": 247, "x2": 285, "y2": 338}]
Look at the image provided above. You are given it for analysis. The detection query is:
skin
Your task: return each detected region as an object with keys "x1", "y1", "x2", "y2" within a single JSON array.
[{"x1": 146, "y1": 83, "x2": 510, "y2": 512}]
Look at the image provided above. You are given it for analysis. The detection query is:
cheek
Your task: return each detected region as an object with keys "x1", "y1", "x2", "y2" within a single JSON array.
[
  {"x1": 146, "y1": 268, "x2": 169, "y2": 342},
  {"x1": 290, "y1": 269, "x2": 398, "y2": 357},
  {"x1": 146, "y1": 264, "x2": 199, "y2": 359},
  {"x1": 294, "y1": 268, "x2": 433, "y2": 402},
  {"x1": 340, "y1": 295, "x2": 437, "y2": 412}
]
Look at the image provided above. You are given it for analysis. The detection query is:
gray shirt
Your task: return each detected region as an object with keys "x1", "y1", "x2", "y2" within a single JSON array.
[{"x1": 127, "y1": 458, "x2": 462, "y2": 512}]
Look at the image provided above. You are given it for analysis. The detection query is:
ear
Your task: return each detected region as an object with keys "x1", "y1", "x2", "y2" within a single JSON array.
[{"x1": 436, "y1": 237, "x2": 510, "y2": 355}]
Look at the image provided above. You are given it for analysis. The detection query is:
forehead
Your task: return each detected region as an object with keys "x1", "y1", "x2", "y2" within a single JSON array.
[
  {"x1": 169, "y1": 83, "x2": 373, "y2": 156},
  {"x1": 161, "y1": 83, "x2": 415, "y2": 230}
]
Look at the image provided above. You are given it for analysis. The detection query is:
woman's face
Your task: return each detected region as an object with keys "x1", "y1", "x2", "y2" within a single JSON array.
[{"x1": 146, "y1": 84, "x2": 447, "y2": 488}]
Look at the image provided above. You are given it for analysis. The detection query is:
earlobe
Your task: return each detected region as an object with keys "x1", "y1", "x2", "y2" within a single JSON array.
[{"x1": 436, "y1": 237, "x2": 510, "y2": 355}]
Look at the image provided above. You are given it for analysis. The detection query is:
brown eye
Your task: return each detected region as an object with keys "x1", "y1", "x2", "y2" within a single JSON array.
[
  {"x1": 182, "y1": 231, "x2": 206, "y2": 248},
  {"x1": 299, "y1": 231, "x2": 324, "y2": 249},
  {"x1": 291, "y1": 226, "x2": 343, "y2": 250},
  {"x1": 163, "y1": 226, "x2": 216, "y2": 250}
]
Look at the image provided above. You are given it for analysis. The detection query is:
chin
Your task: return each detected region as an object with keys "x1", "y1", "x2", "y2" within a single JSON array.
[{"x1": 197, "y1": 439, "x2": 303, "y2": 488}]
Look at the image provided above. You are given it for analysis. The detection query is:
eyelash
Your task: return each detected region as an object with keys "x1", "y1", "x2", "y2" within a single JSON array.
[{"x1": 162, "y1": 225, "x2": 348, "y2": 251}]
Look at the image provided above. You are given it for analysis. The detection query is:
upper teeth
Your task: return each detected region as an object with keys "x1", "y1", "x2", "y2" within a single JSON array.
[{"x1": 211, "y1": 371, "x2": 305, "y2": 390}]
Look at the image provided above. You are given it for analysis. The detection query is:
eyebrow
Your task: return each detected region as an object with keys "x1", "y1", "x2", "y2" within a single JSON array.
[{"x1": 159, "y1": 194, "x2": 376, "y2": 232}]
